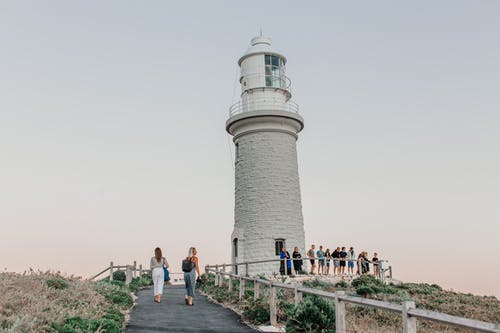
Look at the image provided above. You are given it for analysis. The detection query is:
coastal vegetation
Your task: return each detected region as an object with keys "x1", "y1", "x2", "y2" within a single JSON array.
[
  {"x1": 197, "y1": 273, "x2": 500, "y2": 332},
  {"x1": 0, "y1": 270, "x2": 152, "y2": 333}
]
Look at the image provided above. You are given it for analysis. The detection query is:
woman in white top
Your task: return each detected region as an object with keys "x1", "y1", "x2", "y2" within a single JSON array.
[{"x1": 150, "y1": 247, "x2": 169, "y2": 303}]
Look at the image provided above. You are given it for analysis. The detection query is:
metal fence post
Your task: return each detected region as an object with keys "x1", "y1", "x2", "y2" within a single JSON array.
[
  {"x1": 239, "y1": 278, "x2": 246, "y2": 299},
  {"x1": 294, "y1": 285, "x2": 302, "y2": 307},
  {"x1": 270, "y1": 284, "x2": 277, "y2": 326},
  {"x1": 335, "y1": 291, "x2": 346, "y2": 333},
  {"x1": 125, "y1": 265, "x2": 132, "y2": 285},
  {"x1": 254, "y1": 281, "x2": 261, "y2": 300},
  {"x1": 109, "y1": 261, "x2": 114, "y2": 282},
  {"x1": 403, "y1": 301, "x2": 417, "y2": 333}
]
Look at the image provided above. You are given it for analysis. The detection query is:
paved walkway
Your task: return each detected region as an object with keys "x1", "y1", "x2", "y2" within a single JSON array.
[{"x1": 125, "y1": 285, "x2": 258, "y2": 333}]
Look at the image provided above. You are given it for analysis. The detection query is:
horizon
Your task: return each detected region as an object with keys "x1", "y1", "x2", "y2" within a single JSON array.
[{"x1": 1, "y1": 1, "x2": 499, "y2": 298}]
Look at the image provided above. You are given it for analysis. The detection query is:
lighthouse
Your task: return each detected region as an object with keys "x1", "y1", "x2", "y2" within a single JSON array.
[{"x1": 226, "y1": 36, "x2": 305, "y2": 275}]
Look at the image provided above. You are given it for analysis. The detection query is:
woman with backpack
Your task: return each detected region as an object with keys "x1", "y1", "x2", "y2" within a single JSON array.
[
  {"x1": 150, "y1": 247, "x2": 169, "y2": 303},
  {"x1": 183, "y1": 246, "x2": 200, "y2": 306}
]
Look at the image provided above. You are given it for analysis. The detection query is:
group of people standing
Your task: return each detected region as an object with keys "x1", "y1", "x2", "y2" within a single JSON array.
[
  {"x1": 279, "y1": 245, "x2": 380, "y2": 277},
  {"x1": 150, "y1": 246, "x2": 201, "y2": 306}
]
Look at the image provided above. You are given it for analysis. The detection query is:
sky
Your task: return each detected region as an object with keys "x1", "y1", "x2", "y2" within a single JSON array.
[{"x1": 1, "y1": 1, "x2": 499, "y2": 297}]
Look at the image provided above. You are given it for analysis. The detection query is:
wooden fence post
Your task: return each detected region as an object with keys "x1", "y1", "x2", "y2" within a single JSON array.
[
  {"x1": 109, "y1": 261, "x2": 114, "y2": 282},
  {"x1": 228, "y1": 276, "x2": 233, "y2": 292},
  {"x1": 335, "y1": 291, "x2": 346, "y2": 333},
  {"x1": 139, "y1": 264, "x2": 143, "y2": 277},
  {"x1": 403, "y1": 301, "x2": 417, "y2": 333},
  {"x1": 125, "y1": 265, "x2": 132, "y2": 285},
  {"x1": 254, "y1": 281, "x2": 261, "y2": 300},
  {"x1": 294, "y1": 285, "x2": 302, "y2": 307},
  {"x1": 269, "y1": 284, "x2": 277, "y2": 326},
  {"x1": 215, "y1": 265, "x2": 219, "y2": 286},
  {"x1": 239, "y1": 278, "x2": 245, "y2": 299},
  {"x1": 133, "y1": 261, "x2": 137, "y2": 278}
]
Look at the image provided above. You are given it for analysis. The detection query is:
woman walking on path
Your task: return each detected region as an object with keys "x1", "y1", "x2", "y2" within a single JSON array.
[
  {"x1": 183, "y1": 247, "x2": 200, "y2": 306},
  {"x1": 150, "y1": 247, "x2": 169, "y2": 303}
]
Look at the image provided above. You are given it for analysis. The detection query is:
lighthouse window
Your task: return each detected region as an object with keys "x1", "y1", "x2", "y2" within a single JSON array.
[
  {"x1": 265, "y1": 54, "x2": 283, "y2": 88},
  {"x1": 275, "y1": 239, "x2": 285, "y2": 256},
  {"x1": 235, "y1": 142, "x2": 240, "y2": 164}
]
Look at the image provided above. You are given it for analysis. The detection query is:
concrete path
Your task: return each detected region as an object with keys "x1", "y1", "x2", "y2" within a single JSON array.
[{"x1": 125, "y1": 285, "x2": 258, "y2": 333}]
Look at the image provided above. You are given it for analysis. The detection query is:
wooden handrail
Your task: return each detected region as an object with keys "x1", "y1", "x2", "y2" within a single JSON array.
[
  {"x1": 205, "y1": 267, "x2": 500, "y2": 333},
  {"x1": 89, "y1": 267, "x2": 110, "y2": 280}
]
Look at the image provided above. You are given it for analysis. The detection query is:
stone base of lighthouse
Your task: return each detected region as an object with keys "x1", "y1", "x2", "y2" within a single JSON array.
[{"x1": 227, "y1": 111, "x2": 306, "y2": 276}]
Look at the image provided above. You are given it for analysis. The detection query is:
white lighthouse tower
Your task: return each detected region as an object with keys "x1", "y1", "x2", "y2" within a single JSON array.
[{"x1": 226, "y1": 36, "x2": 305, "y2": 275}]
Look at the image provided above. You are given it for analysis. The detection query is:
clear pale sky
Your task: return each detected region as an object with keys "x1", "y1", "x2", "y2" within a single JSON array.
[{"x1": 1, "y1": 1, "x2": 499, "y2": 297}]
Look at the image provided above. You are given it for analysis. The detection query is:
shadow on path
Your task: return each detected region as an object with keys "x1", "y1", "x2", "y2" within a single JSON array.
[{"x1": 125, "y1": 285, "x2": 258, "y2": 333}]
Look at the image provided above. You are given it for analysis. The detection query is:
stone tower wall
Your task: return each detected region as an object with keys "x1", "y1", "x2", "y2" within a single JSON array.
[{"x1": 233, "y1": 130, "x2": 305, "y2": 275}]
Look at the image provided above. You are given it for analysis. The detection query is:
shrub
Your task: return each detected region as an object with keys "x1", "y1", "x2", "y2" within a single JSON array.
[
  {"x1": 242, "y1": 297, "x2": 270, "y2": 325},
  {"x1": 351, "y1": 274, "x2": 379, "y2": 288},
  {"x1": 286, "y1": 296, "x2": 335, "y2": 333},
  {"x1": 303, "y1": 279, "x2": 334, "y2": 291},
  {"x1": 46, "y1": 278, "x2": 69, "y2": 290},
  {"x1": 110, "y1": 280, "x2": 125, "y2": 288},
  {"x1": 102, "y1": 305, "x2": 124, "y2": 323},
  {"x1": 128, "y1": 274, "x2": 153, "y2": 293},
  {"x1": 278, "y1": 299, "x2": 295, "y2": 322},
  {"x1": 351, "y1": 274, "x2": 397, "y2": 295},
  {"x1": 51, "y1": 316, "x2": 121, "y2": 333},
  {"x1": 335, "y1": 280, "x2": 349, "y2": 289},
  {"x1": 112, "y1": 270, "x2": 126, "y2": 282},
  {"x1": 403, "y1": 283, "x2": 442, "y2": 295},
  {"x1": 356, "y1": 285, "x2": 375, "y2": 296},
  {"x1": 96, "y1": 283, "x2": 133, "y2": 308},
  {"x1": 104, "y1": 289, "x2": 133, "y2": 307}
]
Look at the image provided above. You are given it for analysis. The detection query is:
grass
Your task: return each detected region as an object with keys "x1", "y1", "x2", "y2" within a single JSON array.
[{"x1": 0, "y1": 271, "x2": 152, "y2": 333}]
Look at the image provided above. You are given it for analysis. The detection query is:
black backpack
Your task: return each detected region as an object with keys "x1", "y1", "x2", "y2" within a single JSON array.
[{"x1": 182, "y1": 259, "x2": 195, "y2": 272}]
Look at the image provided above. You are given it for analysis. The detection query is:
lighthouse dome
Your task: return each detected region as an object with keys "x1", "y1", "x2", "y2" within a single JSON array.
[{"x1": 238, "y1": 36, "x2": 287, "y2": 66}]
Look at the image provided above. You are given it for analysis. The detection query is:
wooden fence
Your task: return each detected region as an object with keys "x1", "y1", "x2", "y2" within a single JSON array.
[
  {"x1": 91, "y1": 261, "x2": 183, "y2": 284},
  {"x1": 205, "y1": 263, "x2": 499, "y2": 333}
]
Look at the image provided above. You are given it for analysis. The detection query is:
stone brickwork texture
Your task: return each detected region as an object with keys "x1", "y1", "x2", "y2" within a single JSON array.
[{"x1": 233, "y1": 130, "x2": 305, "y2": 275}]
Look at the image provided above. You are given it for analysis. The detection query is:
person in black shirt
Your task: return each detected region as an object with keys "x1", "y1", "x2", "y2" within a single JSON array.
[
  {"x1": 292, "y1": 246, "x2": 303, "y2": 274},
  {"x1": 332, "y1": 247, "x2": 340, "y2": 276},
  {"x1": 339, "y1": 247, "x2": 347, "y2": 276}
]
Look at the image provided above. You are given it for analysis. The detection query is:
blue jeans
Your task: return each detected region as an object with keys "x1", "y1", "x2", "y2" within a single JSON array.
[{"x1": 184, "y1": 270, "x2": 196, "y2": 297}]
